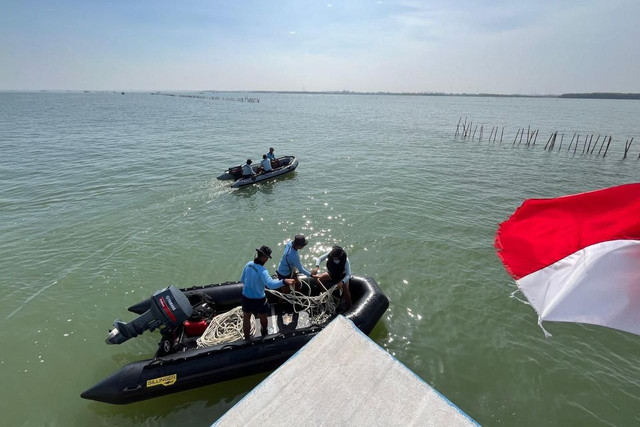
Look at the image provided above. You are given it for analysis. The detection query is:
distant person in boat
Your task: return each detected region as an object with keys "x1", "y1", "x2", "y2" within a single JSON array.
[
  {"x1": 259, "y1": 154, "x2": 273, "y2": 173},
  {"x1": 242, "y1": 159, "x2": 256, "y2": 179},
  {"x1": 312, "y1": 245, "x2": 352, "y2": 309},
  {"x1": 266, "y1": 147, "x2": 279, "y2": 167},
  {"x1": 276, "y1": 234, "x2": 313, "y2": 279},
  {"x1": 241, "y1": 246, "x2": 295, "y2": 340},
  {"x1": 266, "y1": 147, "x2": 276, "y2": 160}
]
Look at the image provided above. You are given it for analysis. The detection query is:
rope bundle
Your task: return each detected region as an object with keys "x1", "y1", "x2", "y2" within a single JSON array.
[
  {"x1": 196, "y1": 281, "x2": 339, "y2": 348},
  {"x1": 196, "y1": 306, "x2": 252, "y2": 348}
]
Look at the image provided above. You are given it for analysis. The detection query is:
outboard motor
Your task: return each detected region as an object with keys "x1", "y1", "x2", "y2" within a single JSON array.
[{"x1": 106, "y1": 285, "x2": 193, "y2": 345}]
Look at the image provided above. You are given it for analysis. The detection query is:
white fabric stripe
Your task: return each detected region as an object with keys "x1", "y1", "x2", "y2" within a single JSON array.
[{"x1": 516, "y1": 239, "x2": 640, "y2": 336}]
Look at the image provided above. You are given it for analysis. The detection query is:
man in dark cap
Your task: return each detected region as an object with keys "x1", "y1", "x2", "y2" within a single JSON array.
[
  {"x1": 312, "y1": 245, "x2": 352, "y2": 309},
  {"x1": 276, "y1": 234, "x2": 313, "y2": 280},
  {"x1": 241, "y1": 159, "x2": 256, "y2": 179},
  {"x1": 241, "y1": 246, "x2": 295, "y2": 339}
]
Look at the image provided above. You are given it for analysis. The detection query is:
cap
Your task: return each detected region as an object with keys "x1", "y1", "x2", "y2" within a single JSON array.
[
  {"x1": 293, "y1": 234, "x2": 308, "y2": 247},
  {"x1": 256, "y1": 245, "x2": 272, "y2": 258}
]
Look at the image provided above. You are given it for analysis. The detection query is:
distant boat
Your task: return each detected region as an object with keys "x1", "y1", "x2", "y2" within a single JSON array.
[{"x1": 217, "y1": 156, "x2": 299, "y2": 187}]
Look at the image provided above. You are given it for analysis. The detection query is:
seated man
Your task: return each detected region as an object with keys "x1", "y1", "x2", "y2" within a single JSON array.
[
  {"x1": 311, "y1": 245, "x2": 352, "y2": 309},
  {"x1": 260, "y1": 154, "x2": 273, "y2": 174},
  {"x1": 266, "y1": 147, "x2": 279, "y2": 168},
  {"x1": 241, "y1": 159, "x2": 256, "y2": 179},
  {"x1": 276, "y1": 234, "x2": 312, "y2": 279},
  {"x1": 241, "y1": 246, "x2": 295, "y2": 340}
]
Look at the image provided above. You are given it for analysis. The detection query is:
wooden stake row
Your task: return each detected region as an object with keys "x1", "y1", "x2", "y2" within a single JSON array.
[{"x1": 454, "y1": 117, "x2": 638, "y2": 159}]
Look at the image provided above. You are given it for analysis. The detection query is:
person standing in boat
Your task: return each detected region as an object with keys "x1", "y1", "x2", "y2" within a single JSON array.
[
  {"x1": 259, "y1": 154, "x2": 273, "y2": 174},
  {"x1": 242, "y1": 159, "x2": 256, "y2": 179},
  {"x1": 276, "y1": 234, "x2": 313, "y2": 280},
  {"x1": 241, "y1": 246, "x2": 295, "y2": 340},
  {"x1": 312, "y1": 245, "x2": 352, "y2": 309}
]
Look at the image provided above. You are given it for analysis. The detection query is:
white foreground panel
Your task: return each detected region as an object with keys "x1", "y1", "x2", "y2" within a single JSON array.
[{"x1": 214, "y1": 315, "x2": 476, "y2": 426}]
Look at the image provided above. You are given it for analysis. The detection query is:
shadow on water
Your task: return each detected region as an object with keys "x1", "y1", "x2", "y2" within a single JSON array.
[
  {"x1": 230, "y1": 171, "x2": 298, "y2": 199},
  {"x1": 87, "y1": 372, "x2": 269, "y2": 424}
]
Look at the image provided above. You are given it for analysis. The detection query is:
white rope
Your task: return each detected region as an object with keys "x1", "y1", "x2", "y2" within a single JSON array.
[
  {"x1": 196, "y1": 279, "x2": 340, "y2": 348},
  {"x1": 266, "y1": 280, "x2": 339, "y2": 325},
  {"x1": 196, "y1": 306, "x2": 253, "y2": 348},
  {"x1": 509, "y1": 288, "x2": 531, "y2": 306}
]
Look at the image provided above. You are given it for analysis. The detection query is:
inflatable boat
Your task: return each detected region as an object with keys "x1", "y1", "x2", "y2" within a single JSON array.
[
  {"x1": 81, "y1": 276, "x2": 388, "y2": 404},
  {"x1": 217, "y1": 156, "x2": 298, "y2": 187}
]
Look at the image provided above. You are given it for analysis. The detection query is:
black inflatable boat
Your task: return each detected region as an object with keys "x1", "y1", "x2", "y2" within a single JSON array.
[
  {"x1": 216, "y1": 156, "x2": 298, "y2": 187},
  {"x1": 81, "y1": 276, "x2": 388, "y2": 404}
]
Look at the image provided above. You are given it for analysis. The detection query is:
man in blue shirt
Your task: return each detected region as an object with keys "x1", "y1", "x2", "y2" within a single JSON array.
[
  {"x1": 266, "y1": 147, "x2": 276, "y2": 160},
  {"x1": 260, "y1": 154, "x2": 273, "y2": 173},
  {"x1": 241, "y1": 159, "x2": 256, "y2": 179},
  {"x1": 276, "y1": 234, "x2": 313, "y2": 280},
  {"x1": 266, "y1": 147, "x2": 278, "y2": 168},
  {"x1": 241, "y1": 246, "x2": 295, "y2": 339}
]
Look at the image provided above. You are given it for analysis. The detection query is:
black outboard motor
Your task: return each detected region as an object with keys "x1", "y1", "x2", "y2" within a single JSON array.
[{"x1": 106, "y1": 285, "x2": 193, "y2": 345}]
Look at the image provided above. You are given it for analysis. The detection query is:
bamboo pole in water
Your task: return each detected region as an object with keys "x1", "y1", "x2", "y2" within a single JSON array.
[
  {"x1": 513, "y1": 128, "x2": 520, "y2": 145},
  {"x1": 455, "y1": 116, "x2": 461, "y2": 137},
  {"x1": 531, "y1": 129, "x2": 539, "y2": 147},
  {"x1": 623, "y1": 137, "x2": 634, "y2": 159},
  {"x1": 574, "y1": 135, "x2": 580, "y2": 154},
  {"x1": 479, "y1": 125, "x2": 483, "y2": 142},
  {"x1": 493, "y1": 127, "x2": 498, "y2": 143},
  {"x1": 548, "y1": 131, "x2": 556, "y2": 151},
  {"x1": 567, "y1": 132, "x2": 576, "y2": 152},
  {"x1": 557, "y1": 133, "x2": 564, "y2": 152},
  {"x1": 603, "y1": 136, "x2": 612, "y2": 157},
  {"x1": 544, "y1": 132, "x2": 553, "y2": 150},
  {"x1": 582, "y1": 135, "x2": 588, "y2": 154},
  {"x1": 597, "y1": 135, "x2": 607, "y2": 156},
  {"x1": 519, "y1": 128, "x2": 524, "y2": 145},
  {"x1": 590, "y1": 135, "x2": 601, "y2": 154},
  {"x1": 500, "y1": 127, "x2": 504, "y2": 144},
  {"x1": 472, "y1": 125, "x2": 478, "y2": 141}
]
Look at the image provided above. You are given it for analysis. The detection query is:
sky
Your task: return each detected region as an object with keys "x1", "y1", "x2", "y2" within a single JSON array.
[{"x1": 1, "y1": 0, "x2": 640, "y2": 94}]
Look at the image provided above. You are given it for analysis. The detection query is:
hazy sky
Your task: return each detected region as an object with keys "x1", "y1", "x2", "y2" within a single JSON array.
[{"x1": 2, "y1": 0, "x2": 639, "y2": 93}]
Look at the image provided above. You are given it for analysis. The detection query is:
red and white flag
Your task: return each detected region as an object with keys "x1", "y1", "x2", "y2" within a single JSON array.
[{"x1": 495, "y1": 183, "x2": 640, "y2": 336}]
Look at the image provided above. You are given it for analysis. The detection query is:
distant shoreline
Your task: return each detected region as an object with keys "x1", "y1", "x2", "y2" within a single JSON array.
[
  {"x1": 2, "y1": 90, "x2": 640, "y2": 100},
  {"x1": 249, "y1": 91, "x2": 640, "y2": 100}
]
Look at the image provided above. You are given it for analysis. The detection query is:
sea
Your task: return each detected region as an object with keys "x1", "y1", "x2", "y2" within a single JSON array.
[{"x1": 1, "y1": 91, "x2": 639, "y2": 426}]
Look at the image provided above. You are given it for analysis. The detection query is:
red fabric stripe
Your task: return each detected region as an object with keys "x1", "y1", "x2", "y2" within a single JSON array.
[{"x1": 495, "y1": 183, "x2": 640, "y2": 280}]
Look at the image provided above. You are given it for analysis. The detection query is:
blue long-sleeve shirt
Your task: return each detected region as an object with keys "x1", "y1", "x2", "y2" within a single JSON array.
[
  {"x1": 241, "y1": 261, "x2": 283, "y2": 299},
  {"x1": 315, "y1": 252, "x2": 352, "y2": 284},
  {"x1": 277, "y1": 241, "x2": 312, "y2": 277}
]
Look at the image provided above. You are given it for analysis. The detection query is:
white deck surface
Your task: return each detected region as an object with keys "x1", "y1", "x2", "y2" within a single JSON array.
[{"x1": 214, "y1": 315, "x2": 477, "y2": 426}]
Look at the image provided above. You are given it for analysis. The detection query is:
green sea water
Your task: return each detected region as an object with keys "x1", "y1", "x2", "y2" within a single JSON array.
[{"x1": 1, "y1": 92, "x2": 639, "y2": 426}]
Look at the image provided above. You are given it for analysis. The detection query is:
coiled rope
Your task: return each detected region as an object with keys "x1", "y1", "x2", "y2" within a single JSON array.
[
  {"x1": 196, "y1": 279, "x2": 339, "y2": 348},
  {"x1": 196, "y1": 306, "x2": 252, "y2": 348}
]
